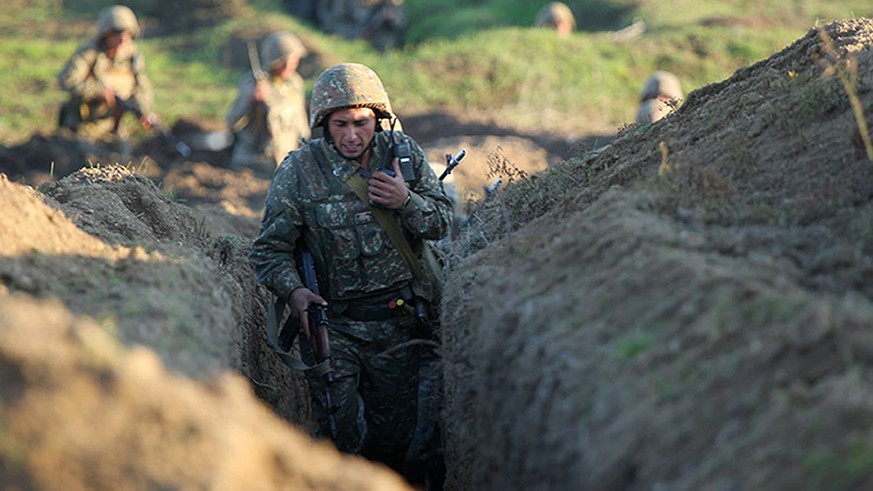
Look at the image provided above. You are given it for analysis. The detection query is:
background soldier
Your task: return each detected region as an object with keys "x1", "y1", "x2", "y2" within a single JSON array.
[
  {"x1": 307, "y1": 0, "x2": 407, "y2": 51},
  {"x1": 635, "y1": 71, "x2": 684, "y2": 124},
  {"x1": 250, "y1": 63, "x2": 451, "y2": 487},
  {"x1": 535, "y1": 2, "x2": 576, "y2": 38},
  {"x1": 226, "y1": 31, "x2": 310, "y2": 177},
  {"x1": 57, "y1": 5, "x2": 155, "y2": 142}
]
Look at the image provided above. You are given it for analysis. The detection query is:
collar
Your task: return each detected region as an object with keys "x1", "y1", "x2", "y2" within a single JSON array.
[{"x1": 318, "y1": 134, "x2": 389, "y2": 181}]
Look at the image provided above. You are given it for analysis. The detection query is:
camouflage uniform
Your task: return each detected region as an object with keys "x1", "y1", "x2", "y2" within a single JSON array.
[
  {"x1": 250, "y1": 64, "x2": 451, "y2": 480},
  {"x1": 57, "y1": 5, "x2": 154, "y2": 140},
  {"x1": 226, "y1": 32, "x2": 310, "y2": 176},
  {"x1": 636, "y1": 71, "x2": 684, "y2": 124}
]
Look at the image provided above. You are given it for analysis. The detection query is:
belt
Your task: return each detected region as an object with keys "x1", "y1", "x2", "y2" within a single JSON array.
[{"x1": 332, "y1": 286, "x2": 412, "y2": 322}]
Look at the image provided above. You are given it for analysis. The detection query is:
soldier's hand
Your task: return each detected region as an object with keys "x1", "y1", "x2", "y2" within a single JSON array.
[
  {"x1": 101, "y1": 87, "x2": 117, "y2": 107},
  {"x1": 139, "y1": 113, "x2": 157, "y2": 130},
  {"x1": 290, "y1": 287, "x2": 328, "y2": 338},
  {"x1": 252, "y1": 80, "x2": 269, "y2": 103},
  {"x1": 369, "y1": 158, "x2": 410, "y2": 210}
]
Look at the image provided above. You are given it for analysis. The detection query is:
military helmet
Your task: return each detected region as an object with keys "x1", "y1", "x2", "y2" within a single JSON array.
[
  {"x1": 309, "y1": 63, "x2": 393, "y2": 129},
  {"x1": 536, "y1": 2, "x2": 576, "y2": 31},
  {"x1": 97, "y1": 5, "x2": 140, "y2": 38},
  {"x1": 261, "y1": 31, "x2": 308, "y2": 69},
  {"x1": 640, "y1": 71, "x2": 683, "y2": 102}
]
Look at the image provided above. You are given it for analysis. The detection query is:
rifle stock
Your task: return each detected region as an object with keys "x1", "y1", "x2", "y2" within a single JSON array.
[{"x1": 297, "y1": 248, "x2": 339, "y2": 441}]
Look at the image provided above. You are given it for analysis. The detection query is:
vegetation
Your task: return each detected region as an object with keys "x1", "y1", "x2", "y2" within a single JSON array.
[{"x1": 0, "y1": 0, "x2": 869, "y2": 144}]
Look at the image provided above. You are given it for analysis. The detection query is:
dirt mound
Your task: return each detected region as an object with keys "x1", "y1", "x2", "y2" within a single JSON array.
[
  {"x1": 401, "y1": 108, "x2": 604, "y2": 206},
  {"x1": 0, "y1": 132, "x2": 132, "y2": 187},
  {"x1": 0, "y1": 294, "x2": 412, "y2": 491},
  {"x1": 0, "y1": 167, "x2": 307, "y2": 418},
  {"x1": 442, "y1": 18, "x2": 873, "y2": 491}
]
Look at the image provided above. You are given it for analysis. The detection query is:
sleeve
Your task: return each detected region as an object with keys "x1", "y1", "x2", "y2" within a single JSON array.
[
  {"x1": 294, "y1": 76, "x2": 311, "y2": 142},
  {"x1": 57, "y1": 44, "x2": 103, "y2": 100},
  {"x1": 226, "y1": 74, "x2": 256, "y2": 131},
  {"x1": 249, "y1": 161, "x2": 305, "y2": 300},
  {"x1": 130, "y1": 52, "x2": 154, "y2": 114},
  {"x1": 398, "y1": 136, "x2": 454, "y2": 241}
]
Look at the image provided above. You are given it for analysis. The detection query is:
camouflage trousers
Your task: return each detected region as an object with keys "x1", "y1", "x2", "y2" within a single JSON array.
[{"x1": 300, "y1": 313, "x2": 440, "y2": 478}]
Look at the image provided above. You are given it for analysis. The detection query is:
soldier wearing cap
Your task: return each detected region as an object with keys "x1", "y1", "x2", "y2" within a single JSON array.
[
  {"x1": 636, "y1": 71, "x2": 684, "y2": 124},
  {"x1": 226, "y1": 31, "x2": 310, "y2": 176},
  {"x1": 535, "y1": 2, "x2": 576, "y2": 37},
  {"x1": 57, "y1": 5, "x2": 156, "y2": 140},
  {"x1": 250, "y1": 63, "x2": 451, "y2": 486}
]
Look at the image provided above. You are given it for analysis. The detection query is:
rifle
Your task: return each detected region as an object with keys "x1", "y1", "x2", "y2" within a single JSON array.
[
  {"x1": 247, "y1": 40, "x2": 268, "y2": 82},
  {"x1": 113, "y1": 96, "x2": 192, "y2": 157},
  {"x1": 439, "y1": 149, "x2": 465, "y2": 181},
  {"x1": 296, "y1": 247, "x2": 339, "y2": 442}
]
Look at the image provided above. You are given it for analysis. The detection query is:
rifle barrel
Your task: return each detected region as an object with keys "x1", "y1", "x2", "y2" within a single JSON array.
[{"x1": 440, "y1": 149, "x2": 466, "y2": 181}]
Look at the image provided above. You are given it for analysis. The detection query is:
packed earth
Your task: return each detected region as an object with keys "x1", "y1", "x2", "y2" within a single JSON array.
[{"x1": 1, "y1": 17, "x2": 873, "y2": 491}]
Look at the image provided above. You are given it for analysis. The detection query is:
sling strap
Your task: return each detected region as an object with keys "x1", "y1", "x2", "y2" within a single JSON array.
[
  {"x1": 265, "y1": 295, "x2": 332, "y2": 377},
  {"x1": 345, "y1": 172, "x2": 425, "y2": 280},
  {"x1": 265, "y1": 140, "x2": 426, "y2": 374},
  {"x1": 310, "y1": 137, "x2": 424, "y2": 280}
]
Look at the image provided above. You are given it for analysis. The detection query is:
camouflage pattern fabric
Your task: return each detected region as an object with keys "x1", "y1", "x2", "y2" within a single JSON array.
[
  {"x1": 97, "y1": 5, "x2": 140, "y2": 38},
  {"x1": 250, "y1": 130, "x2": 452, "y2": 475},
  {"x1": 261, "y1": 31, "x2": 308, "y2": 68},
  {"x1": 309, "y1": 63, "x2": 392, "y2": 129},
  {"x1": 226, "y1": 71, "x2": 310, "y2": 174},
  {"x1": 636, "y1": 98, "x2": 676, "y2": 124},
  {"x1": 251, "y1": 131, "x2": 451, "y2": 301},
  {"x1": 639, "y1": 70, "x2": 683, "y2": 102},
  {"x1": 57, "y1": 35, "x2": 153, "y2": 140},
  {"x1": 635, "y1": 71, "x2": 684, "y2": 124},
  {"x1": 299, "y1": 315, "x2": 424, "y2": 468}
]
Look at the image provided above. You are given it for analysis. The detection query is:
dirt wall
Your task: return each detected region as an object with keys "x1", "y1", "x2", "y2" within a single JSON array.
[
  {"x1": 0, "y1": 294, "x2": 411, "y2": 491},
  {"x1": 441, "y1": 18, "x2": 873, "y2": 490}
]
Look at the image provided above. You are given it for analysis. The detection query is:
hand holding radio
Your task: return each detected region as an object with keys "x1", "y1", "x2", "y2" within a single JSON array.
[
  {"x1": 369, "y1": 133, "x2": 416, "y2": 209},
  {"x1": 369, "y1": 157, "x2": 410, "y2": 210}
]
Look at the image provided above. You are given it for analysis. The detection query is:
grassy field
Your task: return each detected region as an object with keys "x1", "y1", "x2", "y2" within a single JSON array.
[{"x1": 0, "y1": 0, "x2": 870, "y2": 144}]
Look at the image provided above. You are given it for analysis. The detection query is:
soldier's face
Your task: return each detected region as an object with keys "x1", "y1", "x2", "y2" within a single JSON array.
[
  {"x1": 104, "y1": 30, "x2": 132, "y2": 58},
  {"x1": 272, "y1": 55, "x2": 300, "y2": 80},
  {"x1": 326, "y1": 107, "x2": 377, "y2": 161}
]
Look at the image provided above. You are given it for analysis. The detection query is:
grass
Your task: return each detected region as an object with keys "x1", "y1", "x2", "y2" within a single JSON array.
[{"x1": 0, "y1": 1, "x2": 869, "y2": 145}]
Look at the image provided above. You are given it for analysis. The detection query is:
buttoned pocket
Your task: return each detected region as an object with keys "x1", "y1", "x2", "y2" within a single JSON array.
[
  {"x1": 315, "y1": 203, "x2": 360, "y2": 261},
  {"x1": 357, "y1": 223, "x2": 385, "y2": 256}
]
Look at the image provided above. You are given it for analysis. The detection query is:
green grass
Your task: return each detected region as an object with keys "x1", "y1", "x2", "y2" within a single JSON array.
[{"x1": 0, "y1": 0, "x2": 870, "y2": 144}]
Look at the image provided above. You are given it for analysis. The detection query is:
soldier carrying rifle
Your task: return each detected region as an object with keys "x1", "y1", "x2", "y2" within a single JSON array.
[
  {"x1": 57, "y1": 5, "x2": 157, "y2": 144},
  {"x1": 251, "y1": 63, "x2": 452, "y2": 489},
  {"x1": 225, "y1": 31, "x2": 310, "y2": 177}
]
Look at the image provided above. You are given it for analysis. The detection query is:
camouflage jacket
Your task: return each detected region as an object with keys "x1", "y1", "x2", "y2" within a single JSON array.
[
  {"x1": 226, "y1": 72, "x2": 310, "y2": 167},
  {"x1": 250, "y1": 131, "x2": 452, "y2": 302},
  {"x1": 57, "y1": 38, "x2": 153, "y2": 121}
]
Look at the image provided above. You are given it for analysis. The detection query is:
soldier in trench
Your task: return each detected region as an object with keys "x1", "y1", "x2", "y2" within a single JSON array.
[
  {"x1": 226, "y1": 31, "x2": 311, "y2": 178},
  {"x1": 635, "y1": 71, "x2": 684, "y2": 124},
  {"x1": 250, "y1": 63, "x2": 452, "y2": 488},
  {"x1": 57, "y1": 5, "x2": 157, "y2": 147}
]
